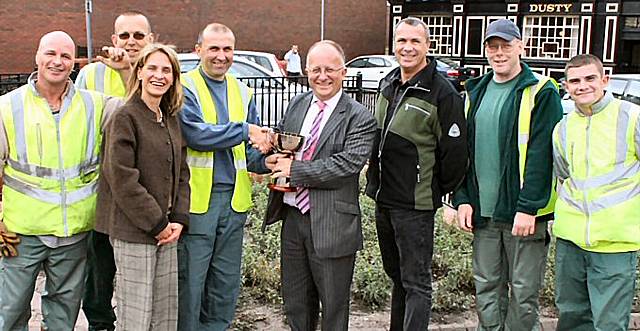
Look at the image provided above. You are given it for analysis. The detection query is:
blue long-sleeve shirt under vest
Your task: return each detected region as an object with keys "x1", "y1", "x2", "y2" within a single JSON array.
[{"x1": 179, "y1": 68, "x2": 268, "y2": 187}]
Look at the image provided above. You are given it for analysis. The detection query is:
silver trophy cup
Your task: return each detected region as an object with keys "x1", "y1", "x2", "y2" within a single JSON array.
[{"x1": 267, "y1": 131, "x2": 305, "y2": 192}]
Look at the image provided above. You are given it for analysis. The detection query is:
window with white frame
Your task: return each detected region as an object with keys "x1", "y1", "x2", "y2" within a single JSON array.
[
  {"x1": 419, "y1": 16, "x2": 453, "y2": 56},
  {"x1": 523, "y1": 16, "x2": 580, "y2": 60}
]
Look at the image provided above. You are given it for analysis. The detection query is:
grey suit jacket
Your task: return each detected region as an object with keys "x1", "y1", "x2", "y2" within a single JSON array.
[{"x1": 264, "y1": 91, "x2": 376, "y2": 258}]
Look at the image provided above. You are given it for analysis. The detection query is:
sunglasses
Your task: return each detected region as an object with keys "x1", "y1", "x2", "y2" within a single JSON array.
[{"x1": 117, "y1": 31, "x2": 147, "y2": 40}]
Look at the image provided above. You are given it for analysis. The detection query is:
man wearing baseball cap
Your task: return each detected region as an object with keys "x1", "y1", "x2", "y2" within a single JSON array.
[{"x1": 454, "y1": 19, "x2": 563, "y2": 330}]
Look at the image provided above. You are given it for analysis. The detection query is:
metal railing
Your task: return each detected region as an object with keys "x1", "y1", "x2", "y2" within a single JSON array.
[
  {"x1": 0, "y1": 74, "x2": 30, "y2": 95},
  {"x1": 236, "y1": 73, "x2": 378, "y2": 127},
  {"x1": 0, "y1": 73, "x2": 379, "y2": 127}
]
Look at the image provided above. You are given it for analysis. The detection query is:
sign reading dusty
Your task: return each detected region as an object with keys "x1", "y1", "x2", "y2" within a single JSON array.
[{"x1": 529, "y1": 4, "x2": 573, "y2": 13}]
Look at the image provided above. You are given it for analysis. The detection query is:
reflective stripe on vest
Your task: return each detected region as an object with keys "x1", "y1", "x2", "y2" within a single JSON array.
[
  {"x1": 553, "y1": 99, "x2": 640, "y2": 252},
  {"x1": 181, "y1": 68, "x2": 254, "y2": 213},
  {"x1": 518, "y1": 74, "x2": 558, "y2": 216},
  {"x1": 464, "y1": 74, "x2": 558, "y2": 217},
  {"x1": 84, "y1": 63, "x2": 126, "y2": 97},
  {"x1": 0, "y1": 83, "x2": 103, "y2": 236}
]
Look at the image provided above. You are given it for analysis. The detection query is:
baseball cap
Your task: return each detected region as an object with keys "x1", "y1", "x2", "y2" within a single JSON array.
[{"x1": 484, "y1": 19, "x2": 521, "y2": 43}]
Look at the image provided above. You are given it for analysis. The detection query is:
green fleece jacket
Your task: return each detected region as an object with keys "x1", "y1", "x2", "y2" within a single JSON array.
[{"x1": 453, "y1": 63, "x2": 563, "y2": 228}]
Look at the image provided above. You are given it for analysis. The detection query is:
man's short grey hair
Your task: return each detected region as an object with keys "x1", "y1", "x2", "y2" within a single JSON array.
[{"x1": 394, "y1": 17, "x2": 430, "y2": 41}]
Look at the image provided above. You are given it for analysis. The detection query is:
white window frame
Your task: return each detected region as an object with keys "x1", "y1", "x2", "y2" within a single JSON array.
[
  {"x1": 465, "y1": 16, "x2": 486, "y2": 58},
  {"x1": 603, "y1": 16, "x2": 618, "y2": 62},
  {"x1": 419, "y1": 15, "x2": 454, "y2": 56},
  {"x1": 522, "y1": 15, "x2": 580, "y2": 60}
]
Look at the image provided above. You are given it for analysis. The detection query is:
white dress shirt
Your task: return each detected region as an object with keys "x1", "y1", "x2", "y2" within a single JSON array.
[{"x1": 283, "y1": 90, "x2": 343, "y2": 206}]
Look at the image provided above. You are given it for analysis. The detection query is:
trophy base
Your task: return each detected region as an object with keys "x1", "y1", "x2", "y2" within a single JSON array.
[{"x1": 267, "y1": 183, "x2": 298, "y2": 192}]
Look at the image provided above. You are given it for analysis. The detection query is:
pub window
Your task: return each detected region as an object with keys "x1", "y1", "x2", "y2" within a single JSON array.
[
  {"x1": 523, "y1": 16, "x2": 579, "y2": 60},
  {"x1": 466, "y1": 17, "x2": 484, "y2": 57},
  {"x1": 419, "y1": 15, "x2": 453, "y2": 56},
  {"x1": 624, "y1": 17, "x2": 640, "y2": 30}
]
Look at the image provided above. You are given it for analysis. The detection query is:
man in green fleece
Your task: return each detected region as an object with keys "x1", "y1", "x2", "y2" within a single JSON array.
[{"x1": 454, "y1": 19, "x2": 563, "y2": 330}]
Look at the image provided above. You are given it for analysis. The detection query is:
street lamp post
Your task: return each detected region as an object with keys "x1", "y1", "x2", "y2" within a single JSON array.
[
  {"x1": 320, "y1": 0, "x2": 325, "y2": 40},
  {"x1": 85, "y1": 0, "x2": 93, "y2": 62}
]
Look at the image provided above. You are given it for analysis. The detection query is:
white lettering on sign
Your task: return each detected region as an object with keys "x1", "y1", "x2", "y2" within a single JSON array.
[{"x1": 529, "y1": 4, "x2": 573, "y2": 13}]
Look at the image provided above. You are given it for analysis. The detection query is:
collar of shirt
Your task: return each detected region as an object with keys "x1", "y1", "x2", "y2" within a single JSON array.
[
  {"x1": 28, "y1": 72, "x2": 74, "y2": 115},
  {"x1": 296, "y1": 89, "x2": 343, "y2": 157}
]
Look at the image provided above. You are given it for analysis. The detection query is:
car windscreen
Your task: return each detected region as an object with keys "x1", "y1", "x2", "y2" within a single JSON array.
[
  {"x1": 179, "y1": 59, "x2": 200, "y2": 73},
  {"x1": 608, "y1": 78, "x2": 627, "y2": 96}
]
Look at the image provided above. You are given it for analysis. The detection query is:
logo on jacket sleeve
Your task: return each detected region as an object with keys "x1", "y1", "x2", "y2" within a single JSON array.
[{"x1": 448, "y1": 123, "x2": 461, "y2": 137}]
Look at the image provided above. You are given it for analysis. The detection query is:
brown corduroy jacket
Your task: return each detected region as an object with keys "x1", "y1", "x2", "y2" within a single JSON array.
[{"x1": 95, "y1": 95, "x2": 190, "y2": 244}]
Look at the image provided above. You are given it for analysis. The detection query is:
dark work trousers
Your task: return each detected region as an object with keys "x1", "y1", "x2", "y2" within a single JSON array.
[
  {"x1": 375, "y1": 206, "x2": 435, "y2": 331},
  {"x1": 82, "y1": 230, "x2": 117, "y2": 330},
  {"x1": 281, "y1": 206, "x2": 356, "y2": 331}
]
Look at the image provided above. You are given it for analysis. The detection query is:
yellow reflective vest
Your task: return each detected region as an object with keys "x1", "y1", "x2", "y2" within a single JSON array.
[
  {"x1": 76, "y1": 62, "x2": 126, "y2": 97},
  {"x1": 181, "y1": 68, "x2": 253, "y2": 214},
  {"x1": 0, "y1": 80, "x2": 104, "y2": 236},
  {"x1": 465, "y1": 73, "x2": 558, "y2": 216},
  {"x1": 552, "y1": 95, "x2": 640, "y2": 252}
]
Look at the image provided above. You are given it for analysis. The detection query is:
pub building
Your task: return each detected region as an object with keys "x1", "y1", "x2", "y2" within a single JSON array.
[{"x1": 388, "y1": 0, "x2": 640, "y2": 79}]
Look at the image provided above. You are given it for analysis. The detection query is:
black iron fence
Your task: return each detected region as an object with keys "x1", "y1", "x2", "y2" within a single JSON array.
[
  {"x1": 0, "y1": 73, "x2": 378, "y2": 127},
  {"x1": 236, "y1": 74, "x2": 378, "y2": 127},
  {"x1": 0, "y1": 74, "x2": 30, "y2": 95}
]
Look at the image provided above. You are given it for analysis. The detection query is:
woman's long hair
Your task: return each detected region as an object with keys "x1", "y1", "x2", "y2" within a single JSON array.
[{"x1": 125, "y1": 43, "x2": 184, "y2": 116}]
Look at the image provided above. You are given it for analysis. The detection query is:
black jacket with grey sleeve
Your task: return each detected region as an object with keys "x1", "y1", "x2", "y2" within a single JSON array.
[{"x1": 365, "y1": 57, "x2": 468, "y2": 210}]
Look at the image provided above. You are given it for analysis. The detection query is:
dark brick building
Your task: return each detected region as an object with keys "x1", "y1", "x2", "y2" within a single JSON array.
[{"x1": 0, "y1": 0, "x2": 388, "y2": 73}]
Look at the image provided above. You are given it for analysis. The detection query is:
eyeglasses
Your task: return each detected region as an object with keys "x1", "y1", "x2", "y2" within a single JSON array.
[
  {"x1": 117, "y1": 31, "x2": 147, "y2": 40},
  {"x1": 306, "y1": 66, "x2": 344, "y2": 76},
  {"x1": 485, "y1": 42, "x2": 515, "y2": 53}
]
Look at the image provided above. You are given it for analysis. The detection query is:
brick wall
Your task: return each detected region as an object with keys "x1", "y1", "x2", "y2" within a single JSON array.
[{"x1": 0, "y1": 0, "x2": 388, "y2": 73}]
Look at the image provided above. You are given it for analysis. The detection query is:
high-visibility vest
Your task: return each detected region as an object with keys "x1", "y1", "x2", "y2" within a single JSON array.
[
  {"x1": 76, "y1": 62, "x2": 126, "y2": 97},
  {"x1": 0, "y1": 82, "x2": 104, "y2": 236},
  {"x1": 181, "y1": 69, "x2": 253, "y2": 214},
  {"x1": 465, "y1": 73, "x2": 558, "y2": 216},
  {"x1": 552, "y1": 98, "x2": 640, "y2": 252}
]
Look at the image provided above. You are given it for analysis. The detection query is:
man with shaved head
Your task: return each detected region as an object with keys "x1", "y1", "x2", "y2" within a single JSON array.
[
  {"x1": 0, "y1": 31, "x2": 107, "y2": 330},
  {"x1": 265, "y1": 40, "x2": 376, "y2": 330},
  {"x1": 76, "y1": 10, "x2": 154, "y2": 97},
  {"x1": 177, "y1": 23, "x2": 272, "y2": 330},
  {"x1": 77, "y1": 11, "x2": 154, "y2": 331}
]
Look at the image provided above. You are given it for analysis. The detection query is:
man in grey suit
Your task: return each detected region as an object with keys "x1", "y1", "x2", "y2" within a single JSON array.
[{"x1": 265, "y1": 40, "x2": 376, "y2": 331}]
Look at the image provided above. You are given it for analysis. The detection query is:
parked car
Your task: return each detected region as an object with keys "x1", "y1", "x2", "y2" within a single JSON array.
[
  {"x1": 235, "y1": 50, "x2": 286, "y2": 77},
  {"x1": 177, "y1": 53, "x2": 307, "y2": 126},
  {"x1": 561, "y1": 74, "x2": 640, "y2": 114},
  {"x1": 437, "y1": 58, "x2": 478, "y2": 91},
  {"x1": 345, "y1": 55, "x2": 398, "y2": 89},
  {"x1": 345, "y1": 55, "x2": 477, "y2": 91}
]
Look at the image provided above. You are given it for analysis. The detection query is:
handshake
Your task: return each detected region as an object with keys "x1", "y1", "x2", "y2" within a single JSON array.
[{"x1": 248, "y1": 124, "x2": 276, "y2": 154}]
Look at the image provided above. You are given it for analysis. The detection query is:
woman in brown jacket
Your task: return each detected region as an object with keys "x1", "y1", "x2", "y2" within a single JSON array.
[{"x1": 95, "y1": 43, "x2": 189, "y2": 331}]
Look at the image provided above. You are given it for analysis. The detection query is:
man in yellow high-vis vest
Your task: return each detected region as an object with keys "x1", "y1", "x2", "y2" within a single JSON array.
[
  {"x1": 76, "y1": 11, "x2": 154, "y2": 331},
  {"x1": 454, "y1": 19, "x2": 563, "y2": 330},
  {"x1": 0, "y1": 31, "x2": 107, "y2": 331},
  {"x1": 76, "y1": 10, "x2": 154, "y2": 98},
  {"x1": 177, "y1": 23, "x2": 273, "y2": 331},
  {"x1": 552, "y1": 54, "x2": 640, "y2": 331}
]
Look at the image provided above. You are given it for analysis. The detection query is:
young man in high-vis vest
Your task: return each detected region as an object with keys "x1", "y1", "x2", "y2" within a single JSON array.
[
  {"x1": 552, "y1": 54, "x2": 640, "y2": 331},
  {"x1": 75, "y1": 11, "x2": 154, "y2": 331},
  {"x1": 177, "y1": 23, "x2": 273, "y2": 331},
  {"x1": 454, "y1": 19, "x2": 563, "y2": 330},
  {"x1": 0, "y1": 31, "x2": 107, "y2": 331}
]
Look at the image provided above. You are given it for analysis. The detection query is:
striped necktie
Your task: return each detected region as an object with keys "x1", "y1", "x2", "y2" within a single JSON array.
[{"x1": 296, "y1": 100, "x2": 327, "y2": 214}]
